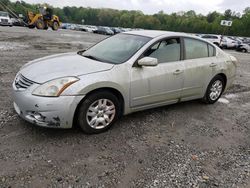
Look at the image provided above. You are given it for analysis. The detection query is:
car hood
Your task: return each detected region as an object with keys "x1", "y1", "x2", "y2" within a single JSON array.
[{"x1": 20, "y1": 52, "x2": 114, "y2": 83}]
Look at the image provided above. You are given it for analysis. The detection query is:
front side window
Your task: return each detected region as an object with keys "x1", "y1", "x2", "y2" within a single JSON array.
[
  {"x1": 184, "y1": 38, "x2": 209, "y2": 59},
  {"x1": 144, "y1": 38, "x2": 181, "y2": 63},
  {"x1": 81, "y1": 34, "x2": 151, "y2": 64}
]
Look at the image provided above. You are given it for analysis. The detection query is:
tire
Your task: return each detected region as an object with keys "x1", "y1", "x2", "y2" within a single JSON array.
[
  {"x1": 242, "y1": 49, "x2": 247, "y2": 53},
  {"x1": 28, "y1": 25, "x2": 35, "y2": 29},
  {"x1": 202, "y1": 75, "x2": 225, "y2": 104},
  {"x1": 36, "y1": 19, "x2": 45, "y2": 30},
  {"x1": 77, "y1": 91, "x2": 121, "y2": 134},
  {"x1": 52, "y1": 21, "x2": 59, "y2": 31},
  {"x1": 44, "y1": 25, "x2": 49, "y2": 30}
]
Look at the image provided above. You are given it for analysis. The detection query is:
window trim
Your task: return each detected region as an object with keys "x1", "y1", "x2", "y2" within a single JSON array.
[
  {"x1": 183, "y1": 37, "x2": 216, "y2": 60},
  {"x1": 133, "y1": 36, "x2": 184, "y2": 67}
]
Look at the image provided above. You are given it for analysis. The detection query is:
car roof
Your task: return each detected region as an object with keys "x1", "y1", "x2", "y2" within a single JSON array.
[{"x1": 124, "y1": 30, "x2": 190, "y2": 38}]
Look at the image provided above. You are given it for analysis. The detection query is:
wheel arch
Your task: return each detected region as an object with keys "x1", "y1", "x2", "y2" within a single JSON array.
[{"x1": 217, "y1": 73, "x2": 227, "y2": 92}]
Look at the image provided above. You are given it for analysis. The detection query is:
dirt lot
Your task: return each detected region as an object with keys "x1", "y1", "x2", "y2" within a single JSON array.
[{"x1": 0, "y1": 26, "x2": 249, "y2": 188}]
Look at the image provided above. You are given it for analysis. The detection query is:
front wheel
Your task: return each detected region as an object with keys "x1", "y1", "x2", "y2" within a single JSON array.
[
  {"x1": 36, "y1": 19, "x2": 45, "y2": 29},
  {"x1": 52, "y1": 21, "x2": 59, "y2": 31},
  {"x1": 203, "y1": 75, "x2": 225, "y2": 104},
  {"x1": 77, "y1": 91, "x2": 121, "y2": 134}
]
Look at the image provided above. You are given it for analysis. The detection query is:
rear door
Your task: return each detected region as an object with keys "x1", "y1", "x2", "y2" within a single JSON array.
[{"x1": 181, "y1": 37, "x2": 216, "y2": 101}]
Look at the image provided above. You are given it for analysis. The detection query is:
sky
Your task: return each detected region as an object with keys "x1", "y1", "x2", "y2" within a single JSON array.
[{"x1": 11, "y1": 0, "x2": 250, "y2": 15}]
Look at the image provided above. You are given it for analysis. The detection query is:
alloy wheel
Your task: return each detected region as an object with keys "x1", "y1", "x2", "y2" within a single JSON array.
[
  {"x1": 210, "y1": 80, "x2": 223, "y2": 101},
  {"x1": 86, "y1": 99, "x2": 116, "y2": 129}
]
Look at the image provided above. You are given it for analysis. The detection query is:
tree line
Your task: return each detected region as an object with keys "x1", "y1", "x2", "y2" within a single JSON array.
[{"x1": 0, "y1": 0, "x2": 250, "y2": 37}]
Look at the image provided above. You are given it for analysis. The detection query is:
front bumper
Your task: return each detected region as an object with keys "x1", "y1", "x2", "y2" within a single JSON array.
[
  {"x1": 0, "y1": 22, "x2": 12, "y2": 26},
  {"x1": 12, "y1": 82, "x2": 84, "y2": 129}
]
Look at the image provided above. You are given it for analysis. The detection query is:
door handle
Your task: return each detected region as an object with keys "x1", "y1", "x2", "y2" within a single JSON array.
[
  {"x1": 210, "y1": 63, "x2": 217, "y2": 67},
  {"x1": 173, "y1": 69, "x2": 183, "y2": 75}
]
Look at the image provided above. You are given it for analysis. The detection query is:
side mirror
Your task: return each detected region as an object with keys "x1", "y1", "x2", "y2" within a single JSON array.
[{"x1": 138, "y1": 57, "x2": 158, "y2": 67}]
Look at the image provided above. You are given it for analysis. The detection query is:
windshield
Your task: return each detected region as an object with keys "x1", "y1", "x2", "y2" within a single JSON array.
[
  {"x1": 81, "y1": 34, "x2": 151, "y2": 64},
  {"x1": 0, "y1": 11, "x2": 8, "y2": 17}
]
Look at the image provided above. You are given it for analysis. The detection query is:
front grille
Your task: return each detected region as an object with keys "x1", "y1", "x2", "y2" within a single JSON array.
[
  {"x1": 15, "y1": 74, "x2": 35, "y2": 90},
  {"x1": 1, "y1": 19, "x2": 8, "y2": 23}
]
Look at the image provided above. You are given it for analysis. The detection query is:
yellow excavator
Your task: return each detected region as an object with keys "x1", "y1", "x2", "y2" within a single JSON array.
[{"x1": 27, "y1": 6, "x2": 61, "y2": 30}]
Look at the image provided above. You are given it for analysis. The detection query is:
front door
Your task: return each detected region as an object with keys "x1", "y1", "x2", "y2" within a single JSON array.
[{"x1": 130, "y1": 38, "x2": 184, "y2": 108}]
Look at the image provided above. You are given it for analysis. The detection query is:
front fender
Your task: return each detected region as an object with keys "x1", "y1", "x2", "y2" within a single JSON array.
[{"x1": 61, "y1": 70, "x2": 131, "y2": 114}]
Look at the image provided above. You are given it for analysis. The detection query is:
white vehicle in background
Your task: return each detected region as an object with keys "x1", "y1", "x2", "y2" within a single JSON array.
[
  {"x1": 236, "y1": 43, "x2": 250, "y2": 53},
  {"x1": 221, "y1": 37, "x2": 238, "y2": 49},
  {"x1": 70, "y1": 24, "x2": 77, "y2": 30},
  {"x1": 0, "y1": 11, "x2": 13, "y2": 26},
  {"x1": 201, "y1": 34, "x2": 221, "y2": 47},
  {"x1": 86, "y1": 25, "x2": 98, "y2": 32}
]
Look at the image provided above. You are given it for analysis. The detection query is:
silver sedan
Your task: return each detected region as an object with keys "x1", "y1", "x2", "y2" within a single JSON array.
[{"x1": 12, "y1": 30, "x2": 237, "y2": 134}]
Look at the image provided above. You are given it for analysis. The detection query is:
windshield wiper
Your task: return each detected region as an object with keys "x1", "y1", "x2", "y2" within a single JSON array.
[
  {"x1": 78, "y1": 53, "x2": 117, "y2": 64},
  {"x1": 82, "y1": 55, "x2": 100, "y2": 61}
]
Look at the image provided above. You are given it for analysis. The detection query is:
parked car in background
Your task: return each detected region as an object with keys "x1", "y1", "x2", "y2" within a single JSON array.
[
  {"x1": 69, "y1": 24, "x2": 78, "y2": 30},
  {"x1": 12, "y1": 30, "x2": 237, "y2": 134},
  {"x1": 236, "y1": 43, "x2": 250, "y2": 53},
  {"x1": 10, "y1": 18, "x2": 25, "y2": 27},
  {"x1": 221, "y1": 37, "x2": 238, "y2": 49},
  {"x1": 93, "y1": 26, "x2": 114, "y2": 35},
  {"x1": 201, "y1": 34, "x2": 221, "y2": 46},
  {"x1": 111, "y1": 27, "x2": 122, "y2": 34},
  {"x1": 61, "y1": 23, "x2": 71, "y2": 29},
  {"x1": 76, "y1": 25, "x2": 89, "y2": 32},
  {"x1": 0, "y1": 11, "x2": 13, "y2": 26},
  {"x1": 230, "y1": 37, "x2": 243, "y2": 48},
  {"x1": 86, "y1": 25, "x2": 98, "y2": 32},
  {"x1": 242, "y1": 38, "x2": 250, "y2": 44}
]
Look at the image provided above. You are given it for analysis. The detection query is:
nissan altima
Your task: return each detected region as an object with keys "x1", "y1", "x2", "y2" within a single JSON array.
[{"x1": 12, "y1": 30, "x2": 237, "y2": 134}]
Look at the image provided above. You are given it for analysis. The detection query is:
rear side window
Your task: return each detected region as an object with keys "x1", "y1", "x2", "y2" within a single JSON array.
[
  {"x1": 184, "y1": 38, "x2": 209, "y2": 59},
  {"x1": 208, "y1": 44, "x2": 215, "y2": 57}
]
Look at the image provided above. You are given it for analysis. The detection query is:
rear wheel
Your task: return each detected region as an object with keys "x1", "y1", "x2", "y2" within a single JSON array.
[
  {"x1": 52, "y1": 21, "x2": 59, "y2": 31},
  {"x1": 77, "y1": 91, "x2": 121, "y2": 134},
  {"x1": 203, "y1": 75, "x2": 225, "y2": 104},
  {"x1": 36, "y1": 19, "x2": 45, "y2": 30},
  {"x1": 242, "y1": 48, "x2": 247, "y2": 53}
]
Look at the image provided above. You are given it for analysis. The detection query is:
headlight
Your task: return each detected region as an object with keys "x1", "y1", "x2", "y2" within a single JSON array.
[{"x1": 32, "y1": 77, "x2": 79, "y2": 97}]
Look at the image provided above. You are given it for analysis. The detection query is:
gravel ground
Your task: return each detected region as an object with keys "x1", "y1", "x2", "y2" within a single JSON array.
[{"x1": 0, "y1": 26, "x2": 249, "y2": 188}]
